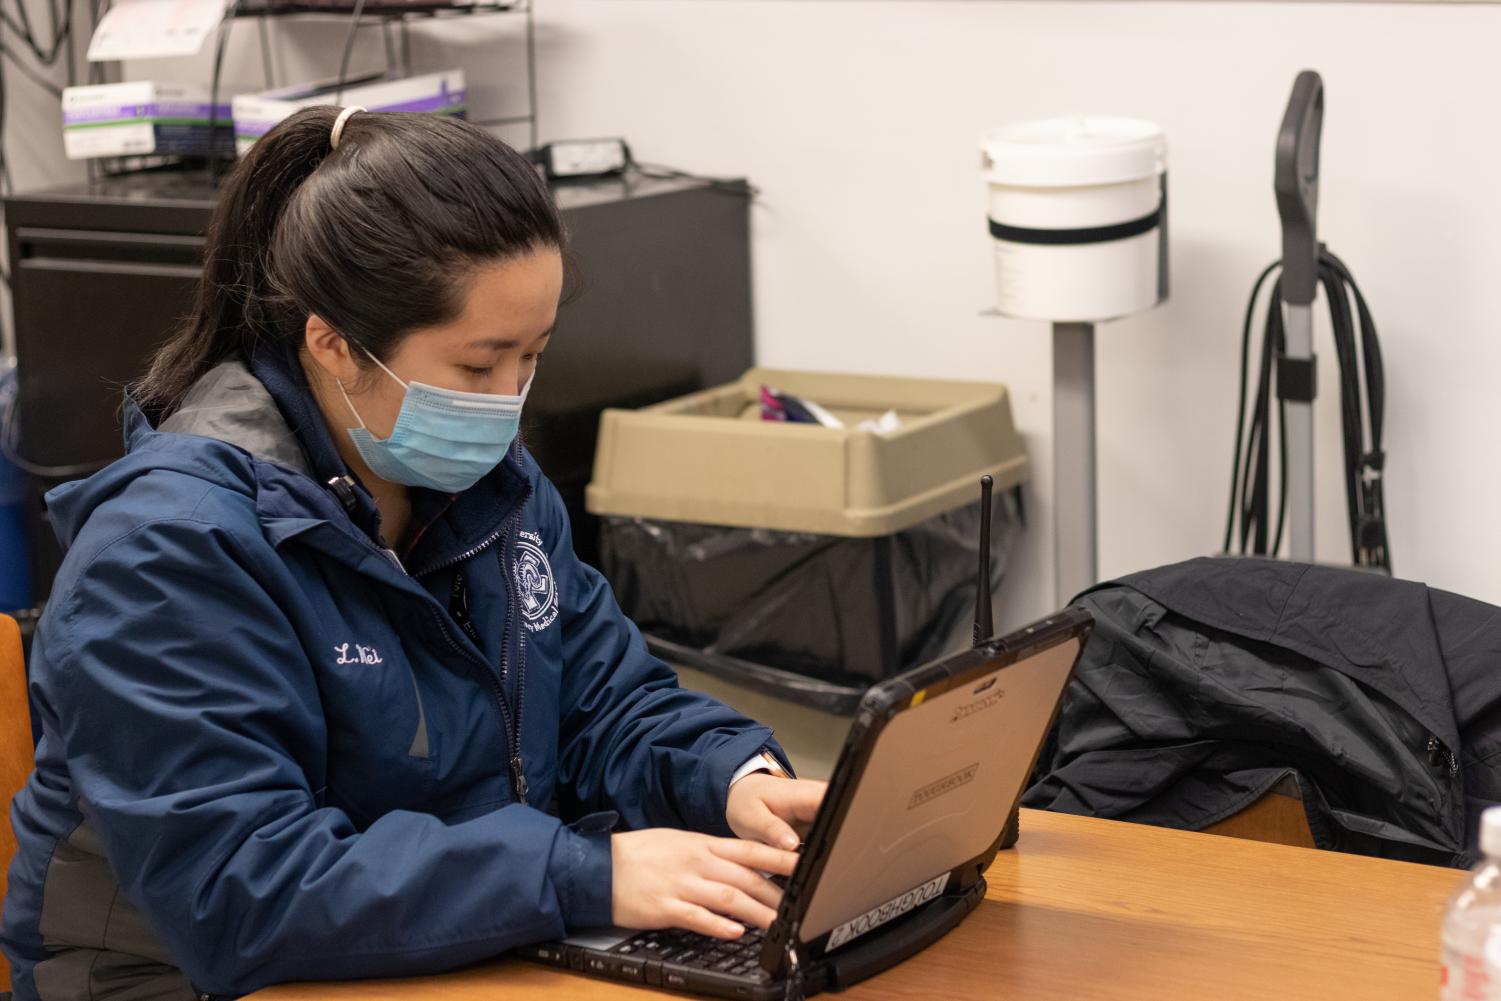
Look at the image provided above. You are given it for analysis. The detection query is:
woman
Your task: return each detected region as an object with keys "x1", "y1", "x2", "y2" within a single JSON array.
[{"x1": 1, "y1": 106, "x2": 825, "y2": 1000}]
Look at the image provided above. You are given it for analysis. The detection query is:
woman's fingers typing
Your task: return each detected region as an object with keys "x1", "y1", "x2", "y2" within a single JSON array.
[
  {"x1": 612, "y1": 829, "x2": 798, "y2": 937},
  {"x1": 666, "y1": 901, "x2": 746, "y2": 941},
  {"x1": 726, "y1": 775, "x2": 828, "y2": 847},
  {"x1": 705, "y1": 856, "x2": 784, "y2": 912},
  {"x1": 706, "y1": 835, "x2": 800, "y2": 876},
  {"x1": 687, "y1": 879, "x2": 778, "y2": 931}
]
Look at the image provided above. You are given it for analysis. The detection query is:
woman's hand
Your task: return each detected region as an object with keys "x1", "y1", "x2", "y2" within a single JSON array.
[
  {"x1": 726, "y1": 774, "x2": 827, "y2": 851},
  {"x1": 611, "y1": 829, "x2": 800, "y2": 939}
]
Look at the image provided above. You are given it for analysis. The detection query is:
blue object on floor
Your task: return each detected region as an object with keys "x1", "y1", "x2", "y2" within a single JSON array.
[{"x1": 0, "y1": 363, "x2": 33, "y2": 612}]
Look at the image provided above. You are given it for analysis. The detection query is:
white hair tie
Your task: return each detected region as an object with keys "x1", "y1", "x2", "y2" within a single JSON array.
[{"x1": 330, "y1": 105, "x2": 366, "y2": 150}]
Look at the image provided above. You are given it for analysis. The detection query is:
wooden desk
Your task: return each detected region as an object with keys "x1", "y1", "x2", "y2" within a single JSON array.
[{"x1": 250, "y1": 809, "x2": 1462, "y2": 1001}]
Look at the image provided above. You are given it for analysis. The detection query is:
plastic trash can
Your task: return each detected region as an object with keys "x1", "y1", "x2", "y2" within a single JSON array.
[{"x1": 587, "y1": 368, "x2": 1027, "y2": 713}]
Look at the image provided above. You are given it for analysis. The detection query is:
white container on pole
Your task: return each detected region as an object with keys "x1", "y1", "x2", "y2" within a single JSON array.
[
  {"x1": 981, "y1": 116, "x2": 1169, "y2": 608},
  {"x1": 983, "y1": 116, "x2": 1168, "y2": 322}
]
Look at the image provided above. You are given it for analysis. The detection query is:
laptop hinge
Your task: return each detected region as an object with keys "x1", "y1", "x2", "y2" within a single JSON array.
[
  {"x1": 781, "y1": 942, "x2": 806, "y2": 1001},
  {"x1": 819, "y1": 882, "x2": 984, "y2": 992}
]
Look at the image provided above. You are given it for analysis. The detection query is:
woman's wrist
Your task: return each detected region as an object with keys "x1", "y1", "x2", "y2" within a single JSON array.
[{"x1": 729, "y1": 750, "x2": 790, "y2": 789}]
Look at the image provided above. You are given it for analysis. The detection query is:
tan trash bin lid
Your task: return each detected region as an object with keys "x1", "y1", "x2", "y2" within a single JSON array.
[{"x1": 586, "y1": 368, "x2": 1027, "y2": 538}]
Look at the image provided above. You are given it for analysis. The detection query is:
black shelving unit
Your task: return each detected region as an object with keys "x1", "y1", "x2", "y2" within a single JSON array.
[
  {"x1": 84, "y1": 0, "x2": 538, "y2": 181},
  {"x1": 235, "y1": 0, "x2": 536, "y2": 138},
  {"x1": 233, "y1": 0, "x2": 519, "y2": 15}
]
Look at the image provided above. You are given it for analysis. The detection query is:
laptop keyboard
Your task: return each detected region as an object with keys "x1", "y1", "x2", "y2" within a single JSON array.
[{"x1": 613, "y1": 926, "x2": 770, "y2": 979}]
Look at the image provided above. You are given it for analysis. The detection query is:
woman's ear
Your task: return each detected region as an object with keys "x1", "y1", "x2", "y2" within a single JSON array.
[{"x1": 303, "y1": 314, "x2": 361, "y2": 386}]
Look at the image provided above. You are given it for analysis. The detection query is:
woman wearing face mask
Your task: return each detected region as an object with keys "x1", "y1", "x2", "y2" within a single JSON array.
[{"x1": 0, "y1": 107, "x2": 825, "y2": 1001}]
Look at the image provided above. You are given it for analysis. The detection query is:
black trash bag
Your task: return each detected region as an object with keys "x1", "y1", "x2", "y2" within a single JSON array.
[{"x1": 600, "y1": 492, "x2": 1020, "y2": 711}]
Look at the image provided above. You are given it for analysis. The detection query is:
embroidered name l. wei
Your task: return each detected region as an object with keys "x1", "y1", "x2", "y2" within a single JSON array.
[{"x1": 334, "y1": 642, "x2": 384, "y2": 666}]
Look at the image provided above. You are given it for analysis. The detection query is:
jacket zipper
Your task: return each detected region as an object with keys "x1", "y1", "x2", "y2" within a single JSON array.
[
  {"x1": 410, "y1": 523, "x2": 510, "y2": 580},
  {"x1": 413, "y1": 487, "x2": 534, "y2": 803},
  {"x1": 1428, "y1": 736, "x2": 1460, "y2": 777},
  {"x1": 325, "y1": 481, "x2": 534, "y2": 802},
  {"x1": 426, "y1": 602, "x2": 523, "y2": 800},
  {"x1": 496, "y1": 506, "x2": 530, "y2": 802}
]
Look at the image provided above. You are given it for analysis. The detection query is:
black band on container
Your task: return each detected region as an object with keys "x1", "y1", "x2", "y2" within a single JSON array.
[{"x1": 987, "y1": 208, "x2": 1162, "y2": 246}]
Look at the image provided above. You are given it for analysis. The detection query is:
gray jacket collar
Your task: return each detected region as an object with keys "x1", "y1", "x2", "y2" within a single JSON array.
[{"x1": 158, "y1": 361, "x2": 312, "y2": 476}]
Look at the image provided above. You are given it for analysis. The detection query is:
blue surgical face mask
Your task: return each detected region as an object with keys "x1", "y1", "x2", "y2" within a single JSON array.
[{"x1": 336, "y1": 346, "x2": 531, "y2": 494}]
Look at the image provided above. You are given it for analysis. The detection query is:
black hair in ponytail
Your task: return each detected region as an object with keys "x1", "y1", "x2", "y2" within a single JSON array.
[{"x1": 135, "y1": 106, "x2": 563, "y2": 416}]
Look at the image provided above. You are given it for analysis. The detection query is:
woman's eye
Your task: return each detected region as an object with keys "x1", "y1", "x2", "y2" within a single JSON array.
[{"x1": 462, "y1": 365, "x2": 493, "y2": 376}]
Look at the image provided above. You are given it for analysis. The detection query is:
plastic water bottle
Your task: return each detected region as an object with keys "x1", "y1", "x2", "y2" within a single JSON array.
[{"x1": 1442, "y1": 807, "x2": 1501, "y2": 999}]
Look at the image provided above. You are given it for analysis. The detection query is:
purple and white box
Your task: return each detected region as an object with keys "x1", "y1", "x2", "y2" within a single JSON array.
[
  {"x1": 231, "y1": 70, "x2": 466, "y2": 156},
  {"x1": 62, "y1": 82, "x2": 234, "y2": 160}
]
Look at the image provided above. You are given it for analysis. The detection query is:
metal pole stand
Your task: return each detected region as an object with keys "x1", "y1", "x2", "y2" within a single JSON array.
[
  {"x1": 1283, "y1": 303, "x2": 1315, "y2": 561},
  {"x1": 1053, "y1": 321, "x2": 1097, "y2": 609}
]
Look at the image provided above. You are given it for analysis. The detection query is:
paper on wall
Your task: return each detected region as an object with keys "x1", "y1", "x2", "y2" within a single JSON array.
[{"x1": 87, "y1": 0, "x2": 233, "y2": 62}]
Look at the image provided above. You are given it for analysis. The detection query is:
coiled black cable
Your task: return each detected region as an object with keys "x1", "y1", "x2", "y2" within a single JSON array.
[{"x1": 1223, "y1": 246, "x2": 1391, "y2": 572}]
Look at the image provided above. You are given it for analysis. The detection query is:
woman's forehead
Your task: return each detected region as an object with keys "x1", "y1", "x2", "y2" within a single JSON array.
[{"x1": 406, "y1": 249, "x2": 562, "y2": 351}]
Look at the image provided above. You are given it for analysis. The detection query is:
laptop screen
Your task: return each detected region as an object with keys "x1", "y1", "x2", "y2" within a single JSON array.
[{"x1": 794, "y1": 634, "x2": 1082, "y2": 953}]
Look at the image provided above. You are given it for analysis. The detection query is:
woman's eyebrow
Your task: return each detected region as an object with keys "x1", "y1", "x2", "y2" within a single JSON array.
[{"x1": 467, "y1": 329, "x2": 553, "y2": 351}]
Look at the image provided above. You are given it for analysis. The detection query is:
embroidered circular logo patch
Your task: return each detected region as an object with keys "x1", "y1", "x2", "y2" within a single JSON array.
[{"x1": 514, "y1": 531, "x2": 558, "y2": 633}]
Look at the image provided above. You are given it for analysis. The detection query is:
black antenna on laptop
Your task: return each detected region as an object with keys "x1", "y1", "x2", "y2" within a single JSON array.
[{"x1": 973, "y1": 475, "x2": 994, "y2": 648}]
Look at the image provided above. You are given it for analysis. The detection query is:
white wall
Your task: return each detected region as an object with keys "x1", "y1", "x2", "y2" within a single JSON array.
[
  {"x1": 25, "y1": 1, "x2": 1501, "y2": 624},
  {"x1": 513, "y1": 1, "x2": 1501, "y2": 626}
]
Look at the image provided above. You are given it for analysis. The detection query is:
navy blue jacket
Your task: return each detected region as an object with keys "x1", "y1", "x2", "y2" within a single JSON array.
[{"x1": 1, "y1": 360, "x2": 781, "y2": 999}]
